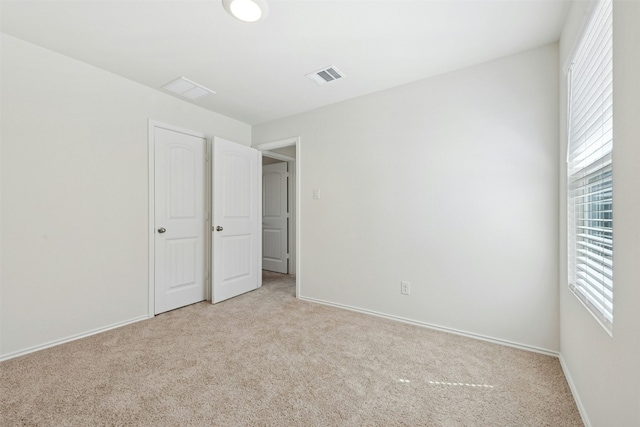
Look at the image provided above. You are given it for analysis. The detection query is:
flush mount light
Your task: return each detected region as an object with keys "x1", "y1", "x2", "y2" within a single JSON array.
[
  {"x1": 222, "y1": 0, "x2": 268, "y2": 23},
  {"x1": 161, "y1": 77, "x2": 216, "y2": 100}
]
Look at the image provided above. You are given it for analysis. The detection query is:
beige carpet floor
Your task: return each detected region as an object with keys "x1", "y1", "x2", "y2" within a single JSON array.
[{"x1": 1, "y1": 271, "x2": 582, "y2": 426}]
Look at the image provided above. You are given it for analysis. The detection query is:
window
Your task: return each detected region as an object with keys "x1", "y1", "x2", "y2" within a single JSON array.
[{"x1": 567, "y1": 0, "x2": 613, "y2": 333}]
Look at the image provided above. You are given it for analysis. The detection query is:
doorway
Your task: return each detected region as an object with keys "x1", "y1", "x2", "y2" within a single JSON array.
[{"x1": 255, "y1": 137, "x2": 300, "y2": 296}]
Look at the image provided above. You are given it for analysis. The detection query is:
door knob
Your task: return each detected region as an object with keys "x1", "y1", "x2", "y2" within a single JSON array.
[
  {"x1": 215, "y1": 226, "x2": 223, "y2": 232},
  {"x1": 157, "y1": 228, "x2": 166, "y2": 234}
]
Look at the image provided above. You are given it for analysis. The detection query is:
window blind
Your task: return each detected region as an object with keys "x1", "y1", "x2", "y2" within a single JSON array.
[{"x1": 567, "y1": 0, "x2": 613, "y2": 333}]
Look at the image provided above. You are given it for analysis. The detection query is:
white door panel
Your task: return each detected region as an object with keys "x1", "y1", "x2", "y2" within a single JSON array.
[
  {"x1": 212, "y1": 137, "x2": 260, "y2": 303},
  {"x1": 262, "y1": 162, "x2": 288, "y2": 273},
  {"x1": 154, "y1": 127, "x2": 206, "y2": 314}
]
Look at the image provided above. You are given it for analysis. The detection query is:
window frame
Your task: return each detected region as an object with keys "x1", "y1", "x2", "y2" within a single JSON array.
[{"x1": 566, "y1": 0, "x2": 614, "y2": 335}]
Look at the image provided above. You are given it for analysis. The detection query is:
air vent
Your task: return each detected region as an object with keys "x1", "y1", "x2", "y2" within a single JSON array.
[
  {"x1": 306, "y1": 66, "x2": 345, "y2": 85},
  {"x1": 161, "y1": 77, "x2": 216, "y2": 100}
]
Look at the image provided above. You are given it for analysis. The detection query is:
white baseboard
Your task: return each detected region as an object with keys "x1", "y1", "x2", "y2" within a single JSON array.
[
  {"x1": 559, "y1": 353, "x2": 591, "y2": 427},
  {"x1": 0, "y1": 315, "x2": 149, "y2": 362},
  {"x1": 299, "y1": 296, "x2": 559, "y2": 357}
]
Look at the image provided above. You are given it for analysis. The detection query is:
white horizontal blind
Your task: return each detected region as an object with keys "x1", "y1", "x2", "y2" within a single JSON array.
[{"x1": 567, "y1": 0, "x2": 613, "y2": 333}]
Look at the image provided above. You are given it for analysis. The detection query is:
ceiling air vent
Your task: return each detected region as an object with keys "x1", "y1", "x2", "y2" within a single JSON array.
[
  {"x1": 161, "y1": 76, "x2": 216, "y2": 100},
  {"x1": 306, "y1": 66, "x2": 345, "y2": 85}
]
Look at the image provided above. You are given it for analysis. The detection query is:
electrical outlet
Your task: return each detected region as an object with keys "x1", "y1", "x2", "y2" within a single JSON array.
[{"x1": 401, "y1": 281, "x2": 410, "y2": 295}]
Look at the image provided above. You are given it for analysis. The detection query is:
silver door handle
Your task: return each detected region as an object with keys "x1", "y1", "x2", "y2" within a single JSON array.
[
  {"x1": 158, "y1": 228, "x2": 166, "y2": 234},
  {"x1": 215, "y1": 226, "x2": 223, "y2": 232}
]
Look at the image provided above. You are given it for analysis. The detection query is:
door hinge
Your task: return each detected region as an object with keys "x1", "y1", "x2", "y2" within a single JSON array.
[{"x1": 286, "y1": 253, "x2": 290, "y2": 259}]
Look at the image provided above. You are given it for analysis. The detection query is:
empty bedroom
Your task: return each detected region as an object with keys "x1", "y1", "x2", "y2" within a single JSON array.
[{"x1": 1, "y1": 0, "x2": 638, "y2": 426}]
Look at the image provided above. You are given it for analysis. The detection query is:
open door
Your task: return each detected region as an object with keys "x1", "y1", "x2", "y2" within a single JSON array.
[{"x1": 211, "y1": 137, "x2": 261, "y2": 303}]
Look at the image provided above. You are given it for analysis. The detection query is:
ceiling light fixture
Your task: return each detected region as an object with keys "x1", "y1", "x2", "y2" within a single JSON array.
[{"x1": 222, "y1": 0, "x2": 268, "y2": 23}]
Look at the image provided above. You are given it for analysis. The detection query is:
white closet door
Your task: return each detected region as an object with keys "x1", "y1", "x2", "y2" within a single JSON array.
[
  {"x1": 212, "y1": 137, "x2": 261, "y2": 303},
  {"x1": 154, "y1": 126, "x2": 206, "y2": 314}
]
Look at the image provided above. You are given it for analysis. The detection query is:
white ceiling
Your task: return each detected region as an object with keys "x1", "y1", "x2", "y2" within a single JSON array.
[{"x1": 1, "y1": 0, "x2": 571, "y2": 125}]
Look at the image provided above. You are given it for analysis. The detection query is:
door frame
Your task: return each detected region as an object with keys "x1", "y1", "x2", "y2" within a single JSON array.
[
  {"x1": 254, "y1": 137, "x2": 301, "y2": 298},
  {"x1": 147, "y1": 119, "x2": 211, "y2": 317}
]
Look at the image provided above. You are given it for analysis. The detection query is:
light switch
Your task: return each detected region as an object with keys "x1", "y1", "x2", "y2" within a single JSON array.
[{"x1": 313, "y1": 189, "x2": 320, "y2": 199}]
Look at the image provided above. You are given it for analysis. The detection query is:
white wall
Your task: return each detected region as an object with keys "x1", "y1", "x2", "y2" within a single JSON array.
[
  {"x1": 0, "y1": 35, "x2": 251, "y2": 358},
  {"x1": 254, "y1": 44, "x2": 560, "y2": 352},
  {"x1": 558, "y1": 1, "x2": 640, "y2": 426}
]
